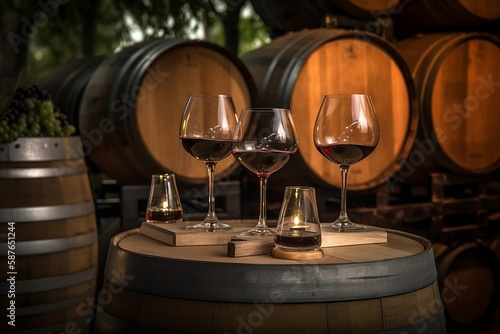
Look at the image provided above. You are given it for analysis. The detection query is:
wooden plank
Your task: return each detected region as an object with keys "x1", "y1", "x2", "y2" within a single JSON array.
[
  {"x1": 140, "y1": 221, "x2": 387, "y2": 257},
  {"x1": 140, "y1": 220, "x2": 253, "y2": 246},
  {"x1": 228, "y1": 225, "x2": 387, "y2": 257}
]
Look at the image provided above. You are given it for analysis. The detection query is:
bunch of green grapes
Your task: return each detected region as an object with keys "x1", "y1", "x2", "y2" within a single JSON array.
[{"x1": 0, "y1": 85, "x2": 76, "y2": 143}]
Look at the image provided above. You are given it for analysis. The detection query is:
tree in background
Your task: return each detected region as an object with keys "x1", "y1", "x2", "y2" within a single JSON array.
[{"x1": 0, "y1": 0, "x2": 269, "y2": 110}]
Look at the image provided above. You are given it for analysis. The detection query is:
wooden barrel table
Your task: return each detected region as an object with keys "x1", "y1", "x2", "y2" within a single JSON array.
[{"x1": 96, "y1": 227, "x2": 446, "y2": 333}]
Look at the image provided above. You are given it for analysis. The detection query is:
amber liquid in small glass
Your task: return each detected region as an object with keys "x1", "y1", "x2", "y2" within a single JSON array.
[
  {"x1": 275, "y1": 230, "x2": 321, "y2": 249},
  {"x1": 146, "y1": 209, "x2": 183, "y2": 223}
]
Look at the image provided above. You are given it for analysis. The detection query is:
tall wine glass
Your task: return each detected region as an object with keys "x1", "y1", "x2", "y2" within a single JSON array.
[
  {"x1": 179, "y1": 94, "x2": 238, "y2": 231},
  {"x1": 313, "y1": 94, "x2": 380, "y2": 232},
  {"x1": 232, "y1": 108, "x2": 298, "y2": 236}
]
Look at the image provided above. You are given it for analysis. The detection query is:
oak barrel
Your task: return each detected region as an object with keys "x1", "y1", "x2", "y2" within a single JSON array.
[
  {"x1": 96, "y1": 226, "x2": 446, "y2": 333},
  {"x1": 433, "y1": 241, "x2": 500, "y2": 331},
  {"x1": 0, "y1": 137, "x2": 98, "y2": 333},
  {"x1": 250, "y1": 0, "x2": 399, "y2": 33},
  {"x1": 36, "y1": 57, "x2": 103, "y2": 132},
  {"x1": 80, "y1": 38, "x2": 256, "y2": 185},
  {"x1": 242, "y1": 28, "x2": 418, "y2": 191},
  {"x1": 396, "y1": 32, "x2": 500, "y2": 177},
  {"x1": 395, "y1": 0, "x2": 500, "y2": 37}
]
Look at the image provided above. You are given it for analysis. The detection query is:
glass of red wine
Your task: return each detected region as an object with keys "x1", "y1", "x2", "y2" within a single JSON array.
[
  {"x1": 232, "y1": 108, "x2": 298, "y2": 236},
  {"x1": 313, "y1": 94, "x2": 380, "y2": 232},
  {"x1": 275, "y1": 186, "x2": 322, "y2": 251},
  {"x1": 179, "y1": 94, "x2": 238, "y2": 231},
  {"x1": 145, "y1": 174, "x2": 183, "y2": 224}
]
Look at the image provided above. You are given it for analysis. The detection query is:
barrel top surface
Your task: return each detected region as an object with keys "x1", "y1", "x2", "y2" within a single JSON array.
[
  {"x1": 105, "y1": 225, "x2": 436, "y2": 303},
  {"x1": 115, "y1": 227, "x2": 424, "y2": 265}
]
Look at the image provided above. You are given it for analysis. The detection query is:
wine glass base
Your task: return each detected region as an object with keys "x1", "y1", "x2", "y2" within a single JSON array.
[
  {"x1": 235, "y1": 227, "x2": 275, "y2": 237},
  {"x1": 186, "y1": 221, "x2": 232, "y2": 232},
  {"x1": 326, "y1": 222, "x2": 367, "y2": 232}
]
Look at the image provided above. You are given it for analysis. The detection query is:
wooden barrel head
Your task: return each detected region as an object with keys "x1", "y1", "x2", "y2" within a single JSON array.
[
  {"x1": 80, "y1": 39, "x2": 256, "y2": 185},
  {"x1": 243, "y1": 29, "x2": 417, "y2": 190},
  {"x1": 135, "y1": 45, "x2": 250, "y2": 183},
  {"x1": 397, "y1": 33, "x2": 500, "y2": 174}
]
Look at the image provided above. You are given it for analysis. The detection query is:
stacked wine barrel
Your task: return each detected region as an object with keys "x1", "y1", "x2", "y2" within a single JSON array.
[
  {"x1": 0, "y1": 137, "x2": 98, "y2": 334},
  {"x1": 247, "y1": 1, "x2": 500, "y2": 332}
]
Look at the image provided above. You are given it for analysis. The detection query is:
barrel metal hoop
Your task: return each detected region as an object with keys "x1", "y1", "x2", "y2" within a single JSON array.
[
  {"x1": 0, "y1": 165, "x2": 87, "y2": 178},
  {"x1": 279, "y1": 30, "x2": 335, "y2": 106},
  {"x1": 0, "y1": 137, "x2": 83, "y2": 162},
  {"x1": 12, "y1": 286, "x2": 96, "y2": 317},
  {"x1": 0, "y1": 200, "x2": 95, "y2": 222},
  {"x1": 0, "y1": 230, "x2": 96, "y2": 255},
  {"x1": 104, "y1": 39, "x2": 186, "y2": 182},
  {"x1": 3, "y1": 313, "x2": 92, "y2": 334},
  {"x1": 0, "y1": 266, "x2": 97, "y2": 294}
]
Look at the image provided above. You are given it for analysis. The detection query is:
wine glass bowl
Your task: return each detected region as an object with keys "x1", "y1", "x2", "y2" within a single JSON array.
[
  {"x1": 232, "y1": 108, "x2": 298, "y2": 236},
  {"x1": 313, "y1": 94, "x2": 380, "y2": 232},
  {"x1": 179, "y1": 94, "x2": 238, "y2": 231}
]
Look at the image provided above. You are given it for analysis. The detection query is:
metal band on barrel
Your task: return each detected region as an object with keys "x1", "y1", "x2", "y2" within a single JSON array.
[
  {"x1": 0, "y1": 230, "x2": 96, "y2": 255},
  {"x1": 0, "y1": 165, "x2": 87, "y2": 178},
  {"x1": 0, "y1": 266, "x2": 97, "y2": 294},
  {"x1": 0, "y1": 200, "x2": 95, "y2": 222}
]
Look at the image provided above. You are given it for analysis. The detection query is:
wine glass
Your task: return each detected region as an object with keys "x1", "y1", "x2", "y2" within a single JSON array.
[
  {"x1": 232, "y1": 108, "x2": 298, "y2": 236},
  {"x1": 179, "y1": 94, "x2": 238, "y2": 231},
  {"x1": 313, "y1": 94, "x2": 380, "y2": 232}
]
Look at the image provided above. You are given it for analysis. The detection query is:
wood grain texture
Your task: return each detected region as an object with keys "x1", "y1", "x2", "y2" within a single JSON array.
[
  {"x1": 0, "y1": 137, "x2": 97, "y2": 333},
  {"x1": 80, "y1": 39, "x2": 256, "y2": 185},
  {"x1": 242, "y1": 29, "x2": 418, "y2": 190},
  {"x1": 141, "y1": 220, "x2": 387, "y2": 252},
  {"x1": 397, "y1": 32, "x2": 500, "y2": 174},
  {"x1": 271, "y1": 247, "x2": 324, "y2": 260}
]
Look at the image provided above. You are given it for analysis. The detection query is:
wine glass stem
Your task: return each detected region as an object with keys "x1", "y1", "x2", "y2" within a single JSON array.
[
  {"x1": 205, "y1": 162, "x2": 218, "y2": 224},
  {"x1": 338, "y1": 165, "x2": 350, "y2": 225},
  {"x1": 257, "y1": 176, "x2": 269, "y2": 229}
]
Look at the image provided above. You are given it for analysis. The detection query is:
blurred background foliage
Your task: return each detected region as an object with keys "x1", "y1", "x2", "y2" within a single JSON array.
[{"x1": 0, "y1": 0, "x2": 269, "y2": 109}]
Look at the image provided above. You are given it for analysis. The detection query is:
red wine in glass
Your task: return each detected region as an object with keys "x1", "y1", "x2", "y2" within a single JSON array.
[
  {"x1": 232, "y1": 108, "x2": 298, "y2": 237},
  {"x1": 313, "y1": 94, "x2": 380, "y2": 232},
  {"x1": 315, "y1": 144, "x2": 376, "y2": 165},
  {"x1": 146, "y1": 208, "x2": 183, "y2": 223},
  {"x1": 179, "y1": 94, "x2": 238, "y2": 231},
  {"x1": 275, "y1": 230, "x2": 321, "y2": 248},
  {"x1": 181, "y1": 138, "x2": 234, "y2": 162}
]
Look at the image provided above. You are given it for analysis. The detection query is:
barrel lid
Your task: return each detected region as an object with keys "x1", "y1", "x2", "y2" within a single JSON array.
[
  {"x1": 105, "y1": 228, "x2": 437, "y2": 303},
  {"x1": 0, "y1": 136, "x2": 83, "y2": 162}
]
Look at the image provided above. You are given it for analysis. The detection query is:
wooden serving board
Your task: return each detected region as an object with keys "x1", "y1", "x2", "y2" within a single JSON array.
[
  {"x1": 140, "y1": 220, "x2": 256, "y2": 246},
  {"x1": 141, "y1": 221, "x2": 387, "y2": 257},
  {"x1": 228, "y1": 225, "x2": 387, "y2": 257}
]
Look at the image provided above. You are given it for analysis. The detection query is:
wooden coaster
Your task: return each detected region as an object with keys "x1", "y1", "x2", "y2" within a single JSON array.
[{"x1": 271, "y1": 247, "x2": 324, "y2": 260}]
